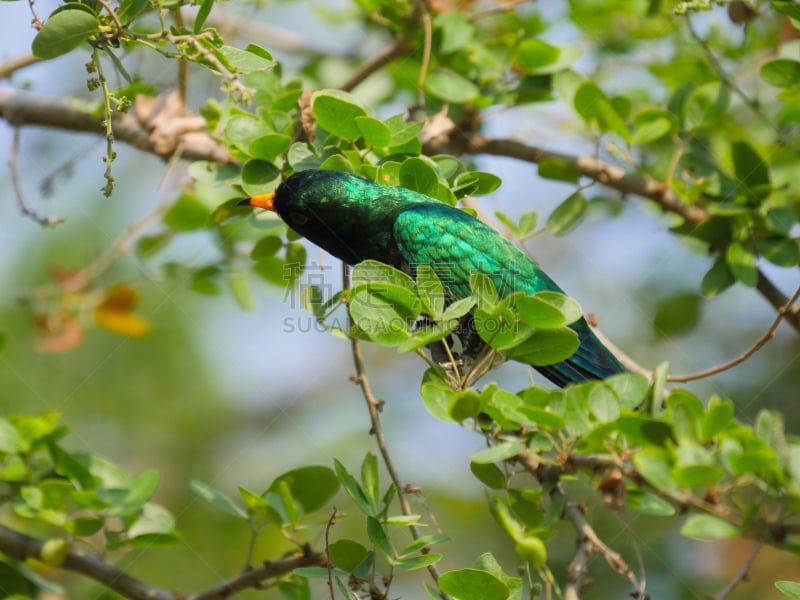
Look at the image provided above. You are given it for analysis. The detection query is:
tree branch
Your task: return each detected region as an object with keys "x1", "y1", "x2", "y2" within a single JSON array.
[
  {"x1": 0, "y1": 524, "x2": 174, "y2": 600},
  {"x1": 0, "y1": 54, "x2": 40, "y2": 79},
  {"x1": 188, "y1": 547, "x2": 327, "y2": 600},
  {"x1": 0, "y1": 524, "x2": 327, "y2": 600},
  {"x1": 0, "y1": 88, "x2": 231, "y2": 164}
]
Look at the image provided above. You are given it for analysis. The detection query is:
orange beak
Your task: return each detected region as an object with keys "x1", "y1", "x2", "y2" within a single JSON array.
[{"x1": 238, "y1": 191, "x2": 277, "y2": 212}]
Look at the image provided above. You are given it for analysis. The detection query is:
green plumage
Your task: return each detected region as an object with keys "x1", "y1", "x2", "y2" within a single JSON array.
[{"x1": 267, "y1": 169, "x2": 625, "y2": 387}]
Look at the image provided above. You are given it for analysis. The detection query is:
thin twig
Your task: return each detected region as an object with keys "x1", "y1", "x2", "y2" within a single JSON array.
[
  {"x1": 708, "y1": 542, "x2": 762, "y2": 600},
  {"x1": 343, "y1": 266, "x2": 447, "y2": 594},
  {"x1": 414, "y1": 0, "x2": 433, "y2": 101},
  {"x1": 8, "y1": 127, "x2": 63, "y2": 227},
  {"x1": 339, "y1": 37, "x2": 412, "y2": 92},
  {"x1": 325, "y1": 507, "x2": 337, "y2": 600},
  {"x1": 668, "y1": 284, "x2": 800, "y2": 382}
]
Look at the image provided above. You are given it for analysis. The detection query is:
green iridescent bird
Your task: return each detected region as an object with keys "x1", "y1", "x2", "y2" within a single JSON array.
[{"x1": 243, "y1": 169, "x2": 625, "y2": 387}]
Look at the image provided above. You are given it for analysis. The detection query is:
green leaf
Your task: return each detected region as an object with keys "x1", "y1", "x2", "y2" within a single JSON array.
[
  {"x1": 626, "y1": 489, "x2": 675, "y2": 516},
  {"x1": 731, "y1": 141, "x2": 770, "y2": 201},
  {"x1": 218, "y1": 45, "x2": 274, "y2": 73},
  {"x1": 538, "y1": 158, "x2": 580, "y2": 183},
  {"x1": 448, "y1": 389, "x2": 482, "y2": 422},
  {"x1": 241, "y1": 159, "x2": 281, "y2": 197},
  {"x1": 684, "y1": 81, "x2": 729, "y2": 132},
  {"x1": 701, "y1": 257, "x2": 735, "y2": 297},
  {"x1": 420, "y1": 371, "x2": 454, "y2": 422},
  {"x1": 32, "y1": 9, "x2": 99, "y2": 59},
  {"x1": 776, "y1": 581, "x2": 800, "y2": 600},
  {"x1": 311, "y1": 90, "x2": 368, "y2": 141},
  {"x1": 726, "y1": 242, "x2": 758, "y2": 287},
  {"x1": 400, "y1": 157, "x2": 440, "y2": 196},
  {"x1": 758, "y1": 237, "x2": 800, "y2": 267},
  {"x1": 334, "y1": 459, "x2": 373, "y2": 516},
  {"x1": 471, "y1": 441, "x2": 526, "y2": 464},
  {"x1": 701, "y1": 397, "x2": 734, "y2": 440},
  {"x1": 128, "y1": 503, "x2": 176, "y2": 539},
  {"x1": 470, "y1": 273, "x2": 499, "y2": 311},
  {"x1": 653, "y1": 292, "x2": 703, "y2": 337},
  {"x1": 193, "y1": 0, "x2": 214, "y2": 31},
  {"x1": 424, "y1": 70, "x2": 480, "y2": 104},
  {"x1": 107, "y1": 469, "x2": 161, "y2": 517},
  {"x1": 395, "y1": 554, "x2": 443, "y2": 571},
  {"x1": 516, "y1": 294, "x2": 569, "y2": 329},
  {"x1": 361, "y1": 453, "x2": 380, "y2": 515},
  {"x1": 672, "y1": 464, "x2": 725, "y2": 488},
  {"x1": 264, "y1": 479, "x2": 300, "y2": 525},
  {"x1": 435, "y1": 11, "x2": 475, "y2": 54},
  {"x1": 367, "y1": 516, "x2": 393, "y2": 559},
  {"x1": 574, "y1": 81, "x2": 605, "y2": 121},
  {"x1": 632, "y1": 109, "x2": 676, "y2": 144},
  {"x1": 633, "y1": 448, "x2": 679, "y2": 493},
  {"x1": 267, "y1": 466, "x2": 339, "y2": 515},
  {"x1": 329, "y1": 539, "x2": 368, "y2": 572},
  {"x1": 117, "y1": 0, "x2": 150, "y2": 23},
  {"x1": 351, "y1": 260, "x2": 415, "y2": 290},
  {"x1": 474, "y1": 306, "x2": 535, "y2": 350},
  {"x1": 164, "y1": 194, "x2": 211, "y2": 231},
  {"x1": 546, "y1": 191, "x2": 587, "y2": 235},
  {"x1": 355, "y1": 116, "x2": 392, "y2": 147},
  {"x1": 349, "y1": 282, "x2": 420, "y2": 344},
  {"x1": 516, "y1": 39, "x2": 560, "y2": 71},
  {"x1": 453, "y1": 171, "x2": 502, "y2": 196},
  {"x1": 442, "y1": 296, "x2": 476, "y2": 320},
  {"x1": 773, "y1": 1, "x2": 800, "y2": 19},
  {"x1": 505, "y1": 327, "x2": 580, "y2": 366},
  {"x1": 249, "y1": 134, "x2": 291, "y2": 161},
  {"x1": 191, "y1": 481, "x2": 247, "y2": 519},
  {"x1": 384, "y1": 114, "x2": 424, "y2": 146},
  {"x1": 761, "y1": 59, "x2": 800, "y2": 87},
  {"x1": 225, "y1": 115, "x2": 267, "y2": 152},
  {"x1": 439, "y1": 568, "x2": 510, "y2": 600},
  {"x1": 681, "y1": 514, "x2": 741, "y2": 540},
  {"x1": 0, "y1": 418, "x2": 24, "y2": 453},
  {"x1": 398, "y1": 321, "x2": 458, "y2": 352},
  {"x1": 470, "y1": 461, "x2": 506, "y2": 489},
  {"x1": 416, "y1": 265, "x2": 445, "y2": 318},
  {"x1": 251, "y1": 235, "x2": 283, "y2": 260}
]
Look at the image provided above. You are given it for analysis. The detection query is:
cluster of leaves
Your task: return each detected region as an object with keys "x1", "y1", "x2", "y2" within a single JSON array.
[{"x1": 0, "y1": 412, "x2": 177, "y2": 594}]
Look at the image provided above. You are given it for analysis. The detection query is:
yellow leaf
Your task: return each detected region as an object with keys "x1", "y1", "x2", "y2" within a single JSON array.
[{"x1": 94, "y1": 307, "x2": 151, "y2": 337}]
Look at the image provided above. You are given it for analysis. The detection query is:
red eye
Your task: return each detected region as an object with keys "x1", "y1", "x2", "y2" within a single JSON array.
[{"x1": 288, "y1": 212, "x2": 309, "y2": 226}]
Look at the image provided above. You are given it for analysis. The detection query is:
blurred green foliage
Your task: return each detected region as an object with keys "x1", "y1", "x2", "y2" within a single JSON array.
[{"x1": 2, "y1": 0, "x2": 800, "y2": 598}]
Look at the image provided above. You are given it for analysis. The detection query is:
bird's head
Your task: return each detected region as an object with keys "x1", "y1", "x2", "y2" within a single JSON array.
[{"x1": 240, "y1": 169, "x2": 406, "y2": 265}]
